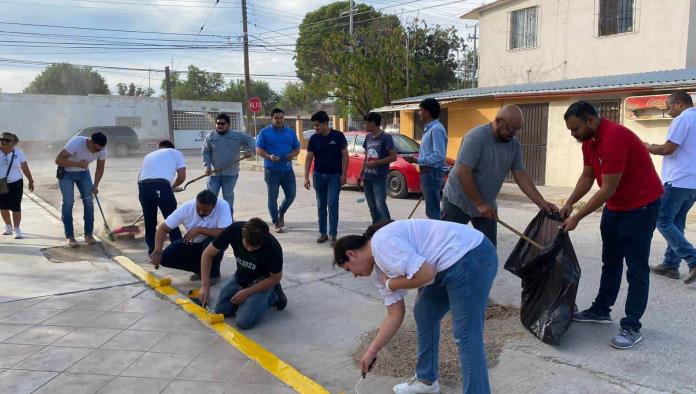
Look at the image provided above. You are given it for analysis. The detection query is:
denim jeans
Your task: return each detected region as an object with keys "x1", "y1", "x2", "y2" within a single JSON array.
[
  {"x1": 590, "y1": 199, "x2": 660, "y2": 331},
  {"x1": 264, "y1": 169, "x2": 296, "y2": 224},
  {"x1": 313, "y1": 172, "x2": 341, "y2": 237},
  {"x1": 58, "y1": 170, "x2": 94, "y2": 239},
  {"x1": 441, "y1": 197, "x2": 497, "y2": 247},
  {"x1": 138, "y1": 180, "x2": 181, "y2": 255},
  {"x1": 214, "y1": 274, "x2": 278, "y2": 330},
  {"x1": 207, "y1": 175, "x2": 238, "y2": 219},
  {"x1": 420, "y1": 167, "x2": 445, "y2": 220},
  {"x1": 161, "y1": 237, "x2": 224, "y2": 277},
  {"x1": 414, "y1": 238, "x2": 498, "y2": 393},
  {"x1": 656, "y1": 184, "x2": 696, "y2": 268},
  {"x1": 363, "y1": 178, "x2": 391, "y2": 224}
]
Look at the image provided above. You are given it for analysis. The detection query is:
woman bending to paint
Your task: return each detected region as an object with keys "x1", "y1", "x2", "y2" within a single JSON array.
[{"x1": 333, "y1": 219, "x2": 498, "y2": 394}]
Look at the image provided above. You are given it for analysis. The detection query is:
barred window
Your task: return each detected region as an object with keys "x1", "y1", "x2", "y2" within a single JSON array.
[
  {"x1": 598, "y1": 0, "x2": 635, "y2": 36},
  {"x1": 588, "y1": 100, "x2": 621, "y2": 123},
  {"x1": 509, "y1": 6, "x2": 538, "y2": 50},
  {"x1": 172, "y1": 111, "x2": 241, "y2": 131},
  {"x1": 115, "y1": 116, "x2": 142, "y2": 128}
]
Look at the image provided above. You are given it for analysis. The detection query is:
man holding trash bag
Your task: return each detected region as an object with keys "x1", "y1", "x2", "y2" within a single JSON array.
[{"x1": 560, "y1": 101, "x2": 663, "y2": 349}]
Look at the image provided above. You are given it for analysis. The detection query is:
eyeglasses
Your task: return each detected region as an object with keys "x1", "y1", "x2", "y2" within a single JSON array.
[
  {"x1": 500, "y1": 119, "x2": 522, "y2": 134},
  {"x1": 216, "y1": 122, "x2": 227, "y2": 126},
  {"x1": 0, "y1": 138, "x2": 11, "y2": 143}
]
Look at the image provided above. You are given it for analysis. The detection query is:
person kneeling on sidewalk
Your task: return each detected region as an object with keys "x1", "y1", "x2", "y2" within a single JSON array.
[
  {"x1": 198, "y1": 218, "x2": 287, "y2": 330},
  {"x1": 334, "y1": 219, "x2": 498, "y2": 394},
  {"x1": 149, "y1": 190, "x2": 231, "y2": 280}
]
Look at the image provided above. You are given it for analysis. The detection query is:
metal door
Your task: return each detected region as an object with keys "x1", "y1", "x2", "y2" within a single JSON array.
[{"x1": 506, "y1": 103, "x2": 549, "y2": 185}]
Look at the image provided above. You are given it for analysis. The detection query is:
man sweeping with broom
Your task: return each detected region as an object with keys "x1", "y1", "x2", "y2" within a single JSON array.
[{"x1": 137, "y1": 140, "x2": 186, "y2": 255}]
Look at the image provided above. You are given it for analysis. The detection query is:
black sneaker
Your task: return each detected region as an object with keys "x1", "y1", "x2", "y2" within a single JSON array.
[
  {"x1": 273, "y1": 283, "x2": 287, "y2": 311},
  {"x1": 651, "y1": 263, "x2": 680, "y2": 279},
  {"x1": 685, "y1": 266, "x2": 696, "y2": 285},
  {"x1": 573, "y1": 309, "x2": 612, "y2": 324}
]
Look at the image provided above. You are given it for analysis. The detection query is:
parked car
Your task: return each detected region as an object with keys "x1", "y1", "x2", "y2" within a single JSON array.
[
  {"x1": 44, "y1": 126, "x2": 139, "y2": 157},
  {"x1": 344, "y1": 131, "x2": 455, "y2": 198}
]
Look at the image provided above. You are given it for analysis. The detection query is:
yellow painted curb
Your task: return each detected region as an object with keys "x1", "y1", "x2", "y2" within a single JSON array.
[{"x1": 113, "y1": 255, "x2": 329, "y2": 394}]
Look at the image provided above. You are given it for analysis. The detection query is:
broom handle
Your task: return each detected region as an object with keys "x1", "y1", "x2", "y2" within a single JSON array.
[
  {"x1": 407, "y1": 195, "x2": 424, "y2": 219},
  {"x1": 496, "y1": 218, "x2": 543, "y2": 250},
  {"x1": 184, "y1": 157, "x2": 244, "y2": 190}
]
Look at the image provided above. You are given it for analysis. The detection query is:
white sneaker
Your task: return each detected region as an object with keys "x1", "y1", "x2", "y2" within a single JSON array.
[
  {"x1": 2, "y1": 225, "x2": 12, "y2": 235},
  {"x1": 393, "y1": 377, "x2": 440, "y2": 394},
  {"x1": 13, "y1": 228, "x2": 23, "y2": 239}
]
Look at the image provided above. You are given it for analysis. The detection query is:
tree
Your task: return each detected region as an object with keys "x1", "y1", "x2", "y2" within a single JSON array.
[
  {"x1": 161, "y1": 65, "x2": 226, "y2": 101},
  {"x1": 223, "y1": 79, "x2": 280, "y2": 115},
  {"x1": 117, "y1": 82, "x2": 154, "y2": 97},
  {"x1": 278, "y1": 81, "x2": 324, "y2": 114},
  {"x1": 24, "y1": 63, "x2": 109, "y2": 95}
]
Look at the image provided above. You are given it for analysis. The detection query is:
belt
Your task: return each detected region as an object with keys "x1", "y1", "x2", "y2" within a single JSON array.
[{"x1": 138, "y1": 178, "x2": 169, "y2": 185}]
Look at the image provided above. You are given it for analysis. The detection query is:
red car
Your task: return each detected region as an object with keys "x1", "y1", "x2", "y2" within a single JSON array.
[{"x1": 344, "y1": 131, "x2": 455, "y2": 198}]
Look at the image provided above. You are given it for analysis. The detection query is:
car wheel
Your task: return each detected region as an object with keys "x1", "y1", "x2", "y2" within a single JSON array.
[
  {"x1": 114, "y1": 143, "x2": 128, "y2": 157},
  {"x1": 387, "y1": 170, "x2": 408, "y2": 199}
]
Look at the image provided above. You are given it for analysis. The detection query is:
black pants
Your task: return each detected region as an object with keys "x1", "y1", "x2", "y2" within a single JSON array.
[
  {"x1": 441, "y1": 196, "x2": 498, "y2": 246},
  {"x1": 590, "y1": 199, "x2": 660, "y2": 331},
  {"x1": 0, "y1": 179, "x2": 23, "y2": 212},
  {"x1": 161, "y1": 237, "x2": 225, "y2": 277},
  {"x1": 138, "y1": 179, "x2": 181, "y2": 254}
]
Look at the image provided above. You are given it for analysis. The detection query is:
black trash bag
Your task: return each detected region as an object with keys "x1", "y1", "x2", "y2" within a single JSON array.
[{"x1": 504, "y1": 210, "x2": 581, "y2": 345}]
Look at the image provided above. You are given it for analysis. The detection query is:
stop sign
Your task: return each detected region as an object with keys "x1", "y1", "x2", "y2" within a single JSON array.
[{"x1": 248, "y1": 97, "x2": 262, "y2": 114}]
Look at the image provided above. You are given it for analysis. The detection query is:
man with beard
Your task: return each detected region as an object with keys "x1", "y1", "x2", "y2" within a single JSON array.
[
  {"x1": 441, "y1": 104, "x2": 556, "y2": 246},
  {"x1": 560, "y1": 101, "x2": 663, "y2": 349}
]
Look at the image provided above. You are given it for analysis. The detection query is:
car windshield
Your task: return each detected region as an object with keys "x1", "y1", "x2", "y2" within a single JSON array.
[{"x1": 392, "y1": 134, "x2": 420, "y2": 154}]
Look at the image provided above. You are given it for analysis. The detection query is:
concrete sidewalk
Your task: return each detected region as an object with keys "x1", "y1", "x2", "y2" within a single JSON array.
[{"x1": 0, "y1": 196, "x2": 293, "y2": 394}]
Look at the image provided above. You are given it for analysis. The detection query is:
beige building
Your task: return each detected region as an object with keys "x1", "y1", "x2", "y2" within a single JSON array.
[{"x1": 462, "y1": 0, "x2": 696, "y2": 87}]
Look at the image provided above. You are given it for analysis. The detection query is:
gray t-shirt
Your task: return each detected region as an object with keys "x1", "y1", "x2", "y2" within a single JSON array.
[{"x1": 443, "y1": 123, "x2": 525, "y2": 217}]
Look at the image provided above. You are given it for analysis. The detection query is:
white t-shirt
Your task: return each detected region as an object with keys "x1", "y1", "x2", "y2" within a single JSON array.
[
  {"x1": 0, "y1": 148, "x2": 26, "y2": 183},
  {"x1": 164, "y1": 199, "x2": 232, "y2": 243},
  {"x1": 63, "y1": 136, "x2": 107, "y2": 172},
  {"x1": 663, "y1": 107, "x2": 696, "y2": 189},
  {"x1": 138, "y1": 148, "x2": 186, "y2": 185},
  {"x1": 370, "y1": 219, "x2": 485, "y2": 305}
]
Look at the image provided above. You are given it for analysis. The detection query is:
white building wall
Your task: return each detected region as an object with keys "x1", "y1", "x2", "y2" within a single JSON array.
[{"x1": 476, "y1": 0, "x2": 692, "y2": 87}]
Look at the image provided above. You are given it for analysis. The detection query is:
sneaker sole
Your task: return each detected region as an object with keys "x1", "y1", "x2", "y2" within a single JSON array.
[
  {"x1": 572, "y1": 318, "x2": 612, "y2": 324},
  {"x1": 610, "y1": 335, "x2": 642, "y2": 349}
]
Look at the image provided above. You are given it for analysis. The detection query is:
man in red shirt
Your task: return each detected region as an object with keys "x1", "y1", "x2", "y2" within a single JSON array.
[{"x1": 560, "y1": 101, "x2": 663, "y2": 349}]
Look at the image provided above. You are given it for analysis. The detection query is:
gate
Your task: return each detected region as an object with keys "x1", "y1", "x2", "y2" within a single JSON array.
[{"x1": 506, "y1": 103, "x2": 549, "y2": 185}]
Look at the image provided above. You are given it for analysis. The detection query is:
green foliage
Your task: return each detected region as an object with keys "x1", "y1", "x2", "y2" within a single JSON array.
[
  {"x1": 224, "y1": 79, "x2": 280, "y2": 115},
  {"x1": 162, "y1": 65, "x2": 226, "y2": 101},
  {"x1": 24, "y1": 63, "x2": 110, "y2": 95},
  {"x1": 116, "y1": 82, "x2": 154, "y2": 97},
  {"x1": 278, "y1": 81, "x2": 325, "y2": 114}
]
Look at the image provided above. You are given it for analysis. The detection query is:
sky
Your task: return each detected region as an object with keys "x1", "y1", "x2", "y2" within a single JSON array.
[{"x1": 0, "y1": 0, "x2": 486, "y2": 95}]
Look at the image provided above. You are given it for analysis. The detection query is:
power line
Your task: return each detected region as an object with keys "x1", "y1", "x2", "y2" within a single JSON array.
[{"x1": 0, "y1": 20, "x2": 232, "y2": 38}]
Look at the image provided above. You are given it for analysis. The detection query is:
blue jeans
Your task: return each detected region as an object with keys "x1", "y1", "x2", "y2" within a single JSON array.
[
  {"x1": 414, "y1": 239, "x2": 498, "y2": 393},
  {"x1": 58, "y1": 171, "x2": 94, "y2": 239},
  {"x1": 657, "y1": 184, "x2": 696, "y2": 268},
  {"x1": 363, "y1": 178, "x2": 391, "y2": 224},
  {"x1": 214, "y1": 274, "x2": 278, "y2": 330},
  {"x1": 313, "y1": 172, "x2": 341, "y2": 237},
  {"x1": 591, "y1": 199, "x2": 660, "y2": 331},
  {"x1": 138, "y1": 180, "x2": 181, "y2": 255},
  {"x1": 207, "y1": 175, "x2": 238, "y2": 219},
  {"x1": 264, "y1": 169, "x2": 296, "y2": 224},
  {"x1": 420, "y1": 168, "x2": 444, "y2": 220}
]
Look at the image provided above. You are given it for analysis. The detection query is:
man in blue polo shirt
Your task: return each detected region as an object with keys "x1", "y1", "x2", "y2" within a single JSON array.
[{"x1": 256, "y1": 108, "x2": 301, "y2": 233}]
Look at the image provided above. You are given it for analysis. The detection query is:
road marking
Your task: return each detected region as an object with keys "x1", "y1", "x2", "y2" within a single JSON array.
[{"x1": 113, "y1": 255, "x2": 329, "y2": 394}]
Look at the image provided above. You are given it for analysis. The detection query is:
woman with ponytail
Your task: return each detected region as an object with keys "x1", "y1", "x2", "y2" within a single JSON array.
[{"x1": 333, "y1": 219, "x2": 498, "y2": 394}]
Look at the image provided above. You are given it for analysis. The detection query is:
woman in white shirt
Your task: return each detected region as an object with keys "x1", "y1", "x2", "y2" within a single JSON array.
[
  {"x1": 333, "y1": 219, "x2": 498, "y2": 394},
  {"x1": 0, "y1": 133, "x2": 35, "y2": 239}
]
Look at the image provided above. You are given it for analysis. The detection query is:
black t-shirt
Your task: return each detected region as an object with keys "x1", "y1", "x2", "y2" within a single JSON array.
[
  {"x1": 307, "y1": 129, "x2": 347, "y2": 174},
  {"x1": 212, "y1": 222, "x2": 283, "y2": 287}
]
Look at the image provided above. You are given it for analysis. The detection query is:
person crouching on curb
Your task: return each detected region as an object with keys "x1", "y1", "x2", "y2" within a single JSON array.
[
  {"x1": 198, "y1": 218, "x2": 287, "y2": 330},
  {"x1": 333, "y1": 219, "x2": 498, "y2": 394}
]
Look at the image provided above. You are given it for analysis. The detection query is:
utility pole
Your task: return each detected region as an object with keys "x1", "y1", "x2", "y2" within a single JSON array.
[
  {"x1": 164, "y1": 66, "x2": 175, "y2": 142},
  {"x1": 405, "y1": 31, "x2": 410, "y2": 96},
  {"x1": 467, "y1": 23, "x2": 479, "y2": 85},
  {"x1": 241, "y1": 0, "x2": 252, "y2": 133},
  {"x1": 347, "y1": 0, "x2": 354, "y2": 129}
]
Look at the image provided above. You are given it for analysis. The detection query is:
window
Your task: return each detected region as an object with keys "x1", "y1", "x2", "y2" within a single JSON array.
[
  {"x1": 414, "y1": 108, "x2": 448, "y2": 140},
  {"x1": 115, "y1": 116, "x2": 142, "y2": 128},
  {"x1": 597, "y1": 0, "x2": 636, "y2": 36},
  {"x1": 345, "y1": 135, "x2": 356, "y2": 152},
  {"x1": 588, "y1": 100, "x2": 621, "y2": 122},
  {"x1": 172, "y1": 111, "x2": 241, "y2": 131},
  {"x1": 354, "y1": 135, "x2": 365, "y2": 154},
  {"x1": 509, "y1": 6, "x2": 538, "y2": 50}
]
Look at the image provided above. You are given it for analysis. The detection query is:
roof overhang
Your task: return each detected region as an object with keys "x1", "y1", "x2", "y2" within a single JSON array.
[
  {"x1": 372, "y1": 100, "x2": 460, "y2": 113},
  {"x1": 460, "y1": 0, "x2": 519, "y2": 20}
]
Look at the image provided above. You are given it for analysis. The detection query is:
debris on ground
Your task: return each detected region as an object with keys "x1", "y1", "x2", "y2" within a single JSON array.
[
  {"x1": 41, "y1": 245, "x2": 111, "y2": 264},
  {"x1": 353, "y1": 303, "x2": 524, "y2": 385}
]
